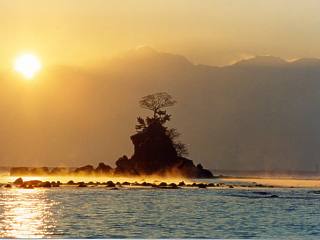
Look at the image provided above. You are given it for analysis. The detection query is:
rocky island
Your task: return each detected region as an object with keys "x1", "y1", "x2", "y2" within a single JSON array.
[{"x1": 10, "y1": 93, "x2": 213, "y2": 179}]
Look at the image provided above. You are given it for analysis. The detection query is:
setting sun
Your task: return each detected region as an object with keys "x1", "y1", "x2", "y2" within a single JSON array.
[{"x1": 14, "y1": 54, "x2": 42, "y2": 79}]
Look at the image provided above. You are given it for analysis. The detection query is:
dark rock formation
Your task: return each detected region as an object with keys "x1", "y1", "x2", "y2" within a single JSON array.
[
  {"x1": 39, "y1": 181, "x2": 52, "y2": 188},
  {"x1": 9, "y1": 163, "x2": 113, "y2": 176},
  {"x1": 13, "y1": 177, "x2": 24, "y2": 185},
  {"x1": 21, "y1": 180, "x2": 42, "y2": 188},
  {"x1": 197, "y1": 183, "x2": 207, "y2": 189},
  {"x1": 106, "y1": 181, "x2": 116, "y2": 188},
  {"x1": 115, "y1": 121, "x2": 213, "y2": 178},
  {"x1": 178, "y1": 181, "x2": 185, "y2": 186},
  {"x1": 114, "y1": 155, "x2": 139, "y2": 175},
  {"x1": 51, "y1": 181, "x2": 61, "y2": 187},
  {"x1": 78, "y1": 182, "x2": 87, "y2": 187},
  {"x1": 94, "y1": 162, "x2": 112, "y2": 175}
]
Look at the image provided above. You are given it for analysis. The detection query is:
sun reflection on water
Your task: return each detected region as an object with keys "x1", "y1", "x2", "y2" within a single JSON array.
[{"x1": 0, "y1": 188, "x2": 58, "y2": 238}]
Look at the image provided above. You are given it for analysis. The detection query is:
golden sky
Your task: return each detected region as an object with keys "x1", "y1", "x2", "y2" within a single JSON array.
[{"x1": 1, "y1": 0, "x2": 320, "y2": 68}]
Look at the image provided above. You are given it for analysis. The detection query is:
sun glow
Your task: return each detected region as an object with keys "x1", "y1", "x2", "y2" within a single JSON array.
[{"x1": 14, "y1": 54, "x2": 42, "y2": 79}]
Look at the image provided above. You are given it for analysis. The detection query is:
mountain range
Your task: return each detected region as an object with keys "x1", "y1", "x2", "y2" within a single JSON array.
[{"x1": 1, "y1": 47, "x2": 320, "y2": 172}]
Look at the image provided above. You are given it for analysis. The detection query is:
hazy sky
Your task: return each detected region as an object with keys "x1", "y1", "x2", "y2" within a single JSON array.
[
  {"x1": 1, "y1": 0, "x2": 320, "y2": 68},
  {"x1": 1, "y1": 1, "x2": 320, "y2": 170}
]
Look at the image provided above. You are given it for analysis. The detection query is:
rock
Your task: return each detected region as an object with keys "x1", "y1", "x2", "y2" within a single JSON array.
[
  {"x1": 270, "y1": 195, "x2": 279, "y2": 198},
  {"x1": 106, "y1": 181, "x2": 116, "y2": 188},
  {"x1": 141, "y1": 182, "x2": 148, "y2": 186},
  {"x1": 178, "y1": 181, "x2": 185, "y2": 186},
  {"x1": 13, "y1": 177, "x2": 24, "y2": 185},
  {"x1": 114, "y1": 120, "x2": 214, "y2": 178},
  {"x1": 253, "y1": 191, "x2": 269, "y2": 195},
  {"x1": 310, "y1": 190, "x2": 320, "y2": 194},
  {"x1": 24, "y1": 180, "x2": 42, "y2": 187},
  {"x1": 122, "y1": 181, "x2": 130, "y2": 185},
  {"x1": 169, "y1": 183, "x2": 179, "y2": 189},
  {"x1": 197, "y1": 183, "x2": 207, "y2": 189},
  {"x1": 94, "y1": 162, "x2": 113, "y2": 175},
  {"x1": 159, "y1": 182, "x2": 167, "y2": 187},
  {"x1": 78, "y1": 182, "x2": 87, "y2": 187},
  {"x1": 114, "y1": 155, "x2": 139, "y2": 175},
  {"x1": 51, "y1": 181, "x2": 60, "y2": 187},
  {"x1": 131, "y1": 181, "x2": 141, "y2": 186},
  {"x1": 5, "y1": 184, "x2": 12, "y2": 188},
  {"x1": 67, "y1": 180, "x2": 75, "y2": 185},
  {"x1": 19, "y1": 180, "x2": 41, "y2": 188},
  {"x1": 39, "y1": 181, "x2": 52, "y2": 188}
]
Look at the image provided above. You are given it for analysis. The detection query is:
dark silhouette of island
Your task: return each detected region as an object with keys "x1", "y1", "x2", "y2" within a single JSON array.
[
  {"x1": 10, "y1": 92, "x2": 213, "y2": 178},
  {"x1": 114, "y1": 92, "x2": 213, "y2": 178}
]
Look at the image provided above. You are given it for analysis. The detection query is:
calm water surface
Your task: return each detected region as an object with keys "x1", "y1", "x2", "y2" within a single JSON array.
[{"x1": 1, "y1": 187, "x2": 320, "y2": 238}]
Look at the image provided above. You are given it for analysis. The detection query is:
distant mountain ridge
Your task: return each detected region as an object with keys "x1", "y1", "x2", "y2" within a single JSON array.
[
  {"x1": 110, "y1": 46, "x2": 320, "y2": 69},
  {"x1": 2, "y1": 47, "x2": 320, "y2": 172}
]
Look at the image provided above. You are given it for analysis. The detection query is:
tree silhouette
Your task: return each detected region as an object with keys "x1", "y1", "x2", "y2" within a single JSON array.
[
  {"x1": 136, "y1": 92, "x2": 188, "y2": 156},
  {"x1": 139, "y1": 92, "x2": 177, "y2": 118}
]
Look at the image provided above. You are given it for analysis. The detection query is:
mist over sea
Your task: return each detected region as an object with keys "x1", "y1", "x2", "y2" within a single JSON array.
[{"x1": 0, "y1": 168, "x2": 320, "y2": 238}]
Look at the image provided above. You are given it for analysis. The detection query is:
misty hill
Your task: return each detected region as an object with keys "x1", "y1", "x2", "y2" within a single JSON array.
[
  {"x1": 2, "y1": 47, "x2": 320, "y2": 172},
  {"x1": 232, "y1": 56, "x2": 288, "y2": 67}
]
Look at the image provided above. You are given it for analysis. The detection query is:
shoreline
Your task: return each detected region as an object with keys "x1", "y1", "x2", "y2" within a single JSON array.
[{"x1": 1, "y1": 174, "x2": 320, "y2": 189}]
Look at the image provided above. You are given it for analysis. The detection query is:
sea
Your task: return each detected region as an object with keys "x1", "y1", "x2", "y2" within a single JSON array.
[{"x1": 0, "y1": 170, "x2": 320, "y2": 238}]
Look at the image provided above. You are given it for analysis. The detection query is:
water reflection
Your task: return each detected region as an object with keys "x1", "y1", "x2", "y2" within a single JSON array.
[{"x1": 0, "y1": 188, "x2": 58, "y2": 238}]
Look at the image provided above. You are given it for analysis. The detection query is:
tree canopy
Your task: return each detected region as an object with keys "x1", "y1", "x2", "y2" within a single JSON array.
[
  {"x1": 139, "y1": 92, "x2": 177, "y2": 118},
  {"x1": 136, "y1": 92, "x2": 188, "y2": 156}
]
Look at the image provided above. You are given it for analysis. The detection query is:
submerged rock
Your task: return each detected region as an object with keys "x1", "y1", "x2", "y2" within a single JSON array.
[
  {"x1": 13, "y1": 177, "x2": 24, "y2": 185},
  {"x1": 159, "y1": 182, "x2": 167, "y2": 187},
  {"x1": 168, "y1": 183, "x2": 179, "y2": 189},
  {"x1": 270, "y1": 195, "x2": 279, "y2": 198},
  {"x1": 197, "y1": 183, "x2": 207, "y2": 189},
  {"x1": 78, "y1": 182, "x2": 87, "y2": 187},
  {"x1": 106, "y1": 181, "x2": 116, "y2": 188}
]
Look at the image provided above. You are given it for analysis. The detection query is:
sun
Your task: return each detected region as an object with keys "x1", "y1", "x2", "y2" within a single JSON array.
[{"x1": 14, "y1": 53, "x2": 42, "y2": 79}]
